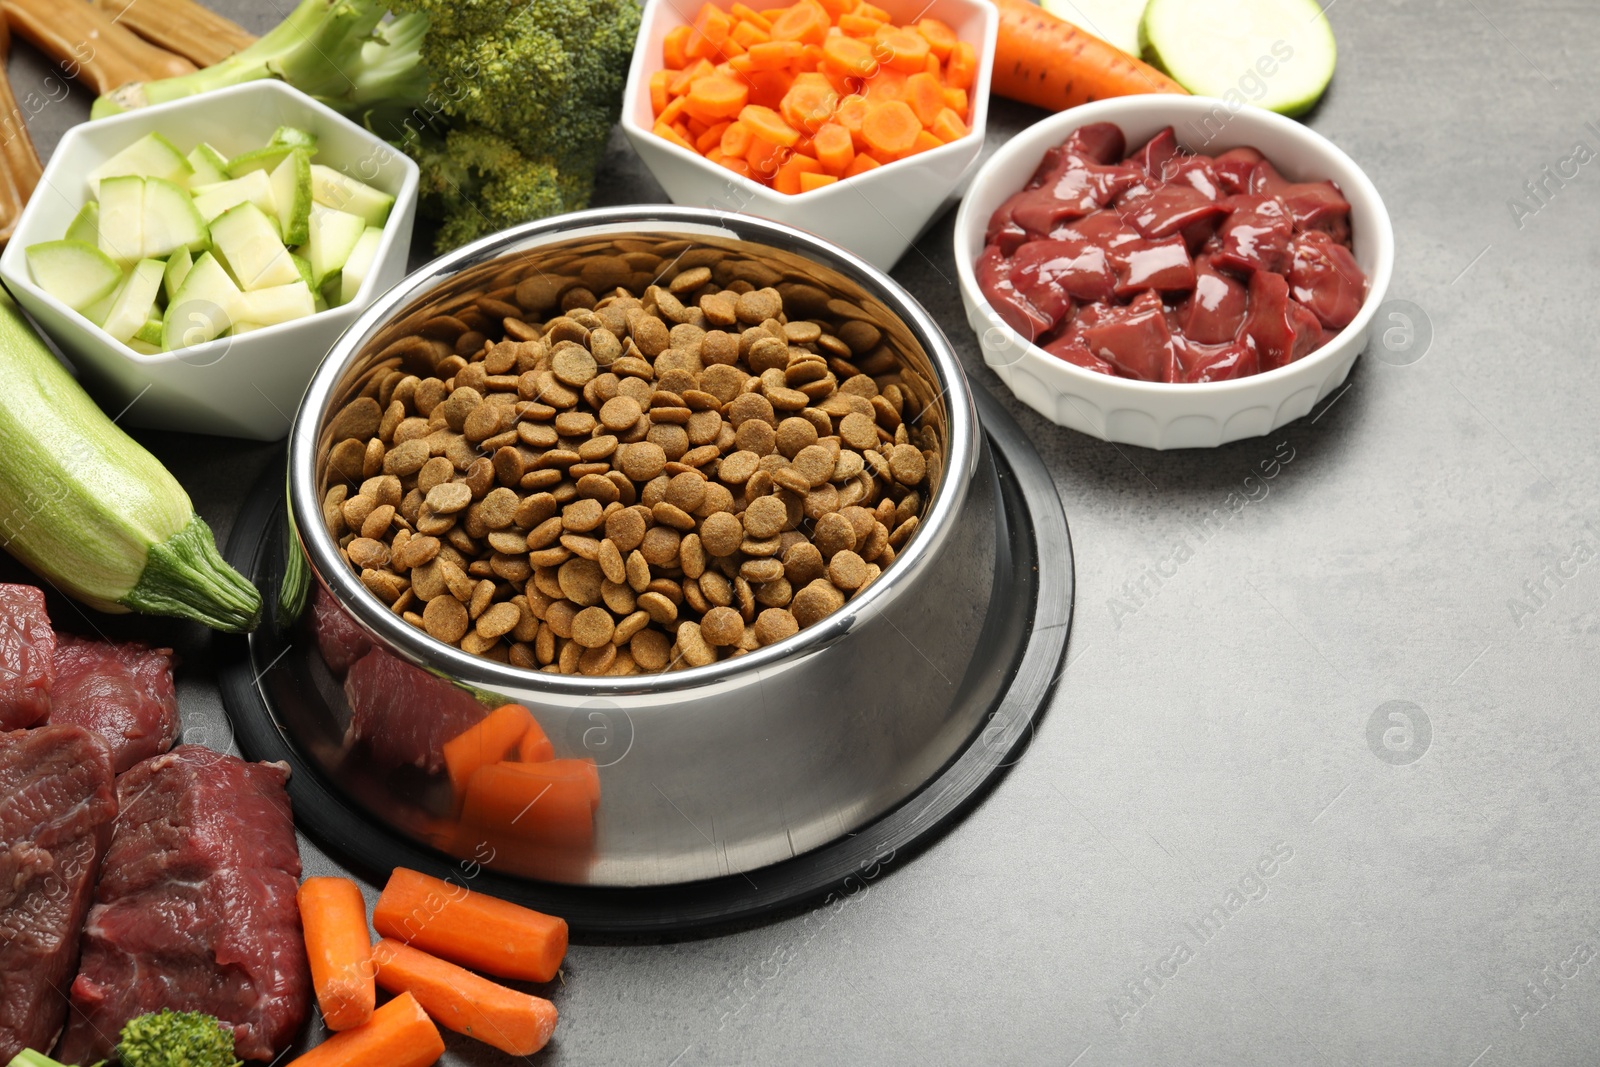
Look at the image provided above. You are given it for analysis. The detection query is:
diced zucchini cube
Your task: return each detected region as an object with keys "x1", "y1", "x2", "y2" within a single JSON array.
[
  {"x1": 141, "y1": 177, "x2": 209, "y2": 259},
  {"x1": 309, "y1": 164, "x2": 394, "y2": 228},
  {"x1": 162, "y1": 251, "x2": 239, "y2": 349},
  {"x1": 209, "y1": 201, "x2": 300, "y2": 290},
  {"x1": 25, "y1": 240, "x2": 123, "y2": 312},
  {"x1": 89, "y1": 131, "x2": 191, "y2": 195}
]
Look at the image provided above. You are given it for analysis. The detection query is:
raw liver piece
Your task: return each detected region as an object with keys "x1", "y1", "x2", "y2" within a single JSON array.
[
  {"x1": 49, "y1": 634, "x2": 178, "y2": 774},
  {"x1": 343, "y1": 646, "x2": 486, "y2": 773},
  {"x1": 0, "y1": 584, "x2": 54, "y2": 729},
  {"x1": 56, "y1": 747, "x2": 308, "y2": 1063},
  {"x1": 0, "y1": 725, "x2": 117, "y2": 1063}
]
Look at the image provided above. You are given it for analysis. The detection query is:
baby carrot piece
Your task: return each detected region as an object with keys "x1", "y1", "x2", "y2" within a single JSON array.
[
  {"x1": 916, "y1": 16, "x2": 957, "y2": 59},
  {"x1": 663, "y1": 24, "x2": 691, "y2": 69},
  {"x1": 838, "y1": 12, "x2": 885, "y2": 36},
  {"x1": 373, "y1": 939, "x2": 559, "y2": 1056},
  {"x1": 730, "y1": 19, "x2": 769, "y2": 47},
  {"x1": 730, "y1": 2, "x2": 772, "y2": 29},
  {"x1": 769, "y1": 0, "x2": 830, "y2": 45},
  {"x1": 654, "y1": 121, "x2": 696, "y2": 152},
  {"x1": 903, "y1": 70, "x2": 945, "y2": 127},
  {"x1": 947, "y1": 40, "x2": 977, "y2": 90},
  {"x1": 747, "y1": 39, "x2": 804, "y2": 68},
  {"x1": 286, "y1": 992, "x2": 443, "y2": 1067},
  {"x1": 932, "y1": 106, "x2": 968, "y2": 142},
  {"x1": 880, "y1": 29, "x2": 931, "y2": 73},
  {"x1": 860, "y1": 99, "x2": 920, "y2": 156},
  {"x1": 739, "y1": 103, "x2": 802, "y2": 147},
  {"x1": 844, "y1": 152, "x2": 881, "y2": 176},
  {"x1": 374, "y1": 867, "x2": 570, "y2": 984},
  {"x1": 299, "y1": 877, "x2": 376, "y2": 1032},
  {"x1": 443, "y1": 704, "x2": 533, "y2": 796},
  {"x1": 781, "y1": 79, "x2": 838, "y2": 133},
  {"x1": 813, "y1": 122, "x2": 855, "y2": 173},
  {"x1": 799, "y1": 171, "x2": 839, "y2": 191},
  {"x1": 774, "y1": 153, "x2": 824, "y2": 193},
  {"x1": 650, "y1": 70, "x2": 671, "y2": 114},
  {"x1": 689, "y1": 74, "x2": 751, "y2": 119},
  {"x1": 821, "y1": 33, "x2": 877, "y2": 77}
]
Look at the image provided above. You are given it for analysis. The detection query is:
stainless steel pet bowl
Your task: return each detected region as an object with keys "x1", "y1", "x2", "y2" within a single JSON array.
[{"x1": 280, "y1": 206, "x2": 1004, "y2": 888}]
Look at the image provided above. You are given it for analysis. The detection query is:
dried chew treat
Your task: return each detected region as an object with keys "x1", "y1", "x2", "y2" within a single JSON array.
[{"x1": 318, "y1": 243, "x2": 940, "y2": 675}]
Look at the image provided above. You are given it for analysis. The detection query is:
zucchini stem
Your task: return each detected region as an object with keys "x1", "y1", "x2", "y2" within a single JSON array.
[{"x1": 121, "y1": 517, "x2": 262, "y2": 633}]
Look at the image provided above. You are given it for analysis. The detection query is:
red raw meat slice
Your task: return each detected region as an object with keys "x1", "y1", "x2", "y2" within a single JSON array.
[
  {"x1": 1243, "y1": 269, "x2": 1300, "y2": 372},
  {"x1": 0, "y1": 726, "x2": 116, "y2": 1064},
  {"x1": 1114, "y1": 235, "x2": 1196, "y2": 298},
  {"x1": 48, "y1": 635, "x2": 177, "y2": 775},
  {"x1": 1041, "y1": 334, "x2": 1118, "y2": 376},
  {"x1": 1213, "y1": 195, "x2": 1294, "y2": 275},
  {"x1": 1247, "y1": 159, "x2": 1352, "y2": 243},
  {"x1": 56, "y1": 747, "x2": 307, "y2": 1064},
  {"x1": 1181, "y1": 339, "x2": 1261, "y2": 383},
  {"x1": 977, "y1": 245, "x2": 1055, "y2": 342},
  {"x1": 1064, "y1": 122, "x2": 1127, "y2": 164},
  {"x1": 1082, "y1": 292, "x2": 1181, "y2": 383},
  {"x1": 1012, "y1": 238, "x2": 1117, "y2": 305},
  {"x1": 1289, "y1": 299, "x2": 1326, "y2": 361},
  {"x1": 1120, "y1": 184, "x2": 1229, "y2": 241},
  {"x1": 1127, "y1": 126, "x2": 1181, "y2": 179},
  {"x1": 343, "y1": 647, "x2": 487, "y2": 773},
  {"x1": 1289, "y1": 230, "x2": 1368, "y2": 330},
  {"x1": 1179, "y1": 256, "x2": 1249, "y2": 344},
  {"x1": 0, "y1": 584, "x2": 53, "y2": 729},
  {"x1": 1212, "y1": 147, "x2": 1264, "y2": 195},
  {"x1": 312, "y1": 585, "x2": 371, "y2": 675}
]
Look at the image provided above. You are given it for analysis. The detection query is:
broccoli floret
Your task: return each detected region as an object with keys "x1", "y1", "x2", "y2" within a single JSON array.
[
  {"x1": 404, "y1": 128, "x2": 572, "y2": 251},
  {"x1": 91, "y1": 0, "x2": 430, "y2": 122},
  {"x1": 388, "y1": 0, "x2": 640, "y2": 249},
  {"x1": 117, "y1": 1010, "x2": 242, "y2": 1067}
]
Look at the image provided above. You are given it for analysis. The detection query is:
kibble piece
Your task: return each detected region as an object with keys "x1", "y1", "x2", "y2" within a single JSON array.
[
  {"x1": 571, "y1": 606, "x2": 616, "y2": 648},
  {"x1": 477, "y1": 601, "x2": 522, "y2": 639},
  {"x1": 812, "y1": 513, "x2": 856, "y2": 559},
  {"x1": 791, "y1": 579, "x2": 846, "y2": 627},
  {"x1": 828, "y1": 550, "x2": 870, "y2": 590},
  {"x1": 839, "y1": 412, "x2": 878, "y2": 450},
  {"x1": 742, "y1": 495, "x2": 788, "y2": 539},
  {"x1": 563, "y1": 497, "x2": 604, "y2": 532},
  {"x1": 631, "y1": 628, "x2": 671, "y2": 671},
  {"x1": 889, "y1": 443, "x2": 927, "y2": 486},
  {"x1": 752, "y1": 608, "x2": 799, "y2": 645},
  {"x1": 677, "y1": 621, "x2": 716, "y2": 666},
  {"x1": 600, "y1": 394, "x2": 642, "y2": 430},
  {"x1": 423, "y1": 594, "x2": 469, "y2": 643},
  {"x1": 699, "y1": 511, "x2": 743, "y2": 556},
  {"x1": 426, "y1": 482, "x2": 473, "y2": 514},
  {"x1": 619, "y1": 442, "x2": 668, "y2": 481},
  {"x1": 699, "y1": 605, "x2": 744, "y2": 646}
]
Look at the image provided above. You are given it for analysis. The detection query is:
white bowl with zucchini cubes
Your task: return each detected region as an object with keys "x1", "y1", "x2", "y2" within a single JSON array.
[{"x1": 0, "y1": 81, "x2": 417, "y2": 440}]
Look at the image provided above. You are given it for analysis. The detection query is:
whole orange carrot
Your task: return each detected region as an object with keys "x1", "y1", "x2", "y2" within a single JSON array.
[
  {"x1": 285, "y1": 992, "x2": 444, "y2": 1067},
  {"x1": 372, "y1": 939, "x2": 559, "y2": 1056},
  {"x1": 298, "y1": 877, "x2": 377, "y2": 1032},
  {"x1": 990, "y1": 0, "x2": 1185, "y2": 111},
  {"x1": 372, "y1": 867, "x2": 569, "y2": 983}
]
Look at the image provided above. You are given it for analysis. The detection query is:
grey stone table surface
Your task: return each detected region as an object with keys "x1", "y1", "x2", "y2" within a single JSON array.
[{"x1": 10, "y1": 1, "x2": 1600, "y2": 1064}]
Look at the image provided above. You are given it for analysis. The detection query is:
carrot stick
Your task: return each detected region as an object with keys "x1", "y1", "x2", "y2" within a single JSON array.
[
  {"x1": 442, "y1": 704, "x2": 533, "y2": 797},
  {"x1": 372, "y1": 939, "x2": 559, "y2": 1056},
  {"x1": 458, "y1": 760, "x2": 598, "y2": 850},
  {"x1": 285, "y1": 992, "x2": 444, "y2": 1067},
  {"x1": 298, "y1": 878, "x2": 377, "y2": 1032},
  {"x1": 373, "y1": 868, "x2": 569, "y2": 984},
  {"x1": 991, "y1": 0, "x2": 1185, "y2": 110}
]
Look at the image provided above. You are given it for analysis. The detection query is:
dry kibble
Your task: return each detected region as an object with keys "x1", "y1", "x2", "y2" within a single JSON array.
[
  {"x1": 571, "y1": 606, "x2": 616, "y2": 648},
  {"x1": 321, "y1": 245, "x2": 935, "y2": 670}
]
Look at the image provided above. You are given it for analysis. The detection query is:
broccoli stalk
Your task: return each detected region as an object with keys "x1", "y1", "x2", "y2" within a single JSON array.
[
  {"x1": 89, "y1": 0, "x2": 430, "y2": 129},
  {"x1": 4, "y1": 1010, "x2": 241, "y2": 1067}
]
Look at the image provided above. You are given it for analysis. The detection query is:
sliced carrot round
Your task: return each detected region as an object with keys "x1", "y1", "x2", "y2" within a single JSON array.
[
  {"x1": 880, "y1": 30, "x2": 931, "y2": 73},
  {"x1": 689, "y1": 75, "x2": 751, "y2": 119},
  {"x1": 860, "y1": 99, "x2": 920, "y2": 156},
  {"x1": 769, "y1": 0, "x2": 830, "y2": 46},
  {"x1": 916, "y1": 17, "x2": 958, "y2": 60},
  {"x1": 738, "y1": 103, "x2": 802, "y2": 147}
]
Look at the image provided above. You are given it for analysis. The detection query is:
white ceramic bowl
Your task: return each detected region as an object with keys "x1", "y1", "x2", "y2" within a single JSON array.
[
  {"x1": 622, "y1": 0, "x2": 997, "y2": 271},
  {"x1": 0, "y1": 81, "x2": 419, "y2": 441},
  {"x1": 954, "y1": 96, "x2": 1394, "y2": 449}
]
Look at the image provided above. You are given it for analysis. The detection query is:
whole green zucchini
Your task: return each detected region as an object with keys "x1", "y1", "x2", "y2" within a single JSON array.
[{"x1": 0, "y1": 289, "x2": 260, "y2": 632}]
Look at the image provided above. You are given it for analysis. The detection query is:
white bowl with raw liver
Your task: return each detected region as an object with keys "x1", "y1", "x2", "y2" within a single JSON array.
[
  {"x1": 622, "y1": 0, "x2": 998, "y2": 271},
  {"x1": 0, "y1": 80, "x2": 418, "y2": 441},
  {"x1": 954, "y1": 95, "x2": 1394, "y2": 449}
]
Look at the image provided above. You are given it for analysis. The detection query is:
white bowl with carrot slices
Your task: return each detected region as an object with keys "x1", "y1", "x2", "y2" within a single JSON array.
[{"x1": 621, "y1": 0, "x2": 998, "y2": 270}]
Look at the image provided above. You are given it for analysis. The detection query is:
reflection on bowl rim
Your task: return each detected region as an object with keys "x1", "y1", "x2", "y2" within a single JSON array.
[
  {"x1": 289, "y1": 206, "x2": 978, "y2": 695},
  {"x1": 952, "y1": 94, "x2": 1396, "y2": 393}
]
